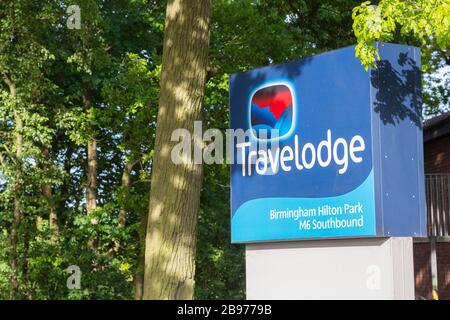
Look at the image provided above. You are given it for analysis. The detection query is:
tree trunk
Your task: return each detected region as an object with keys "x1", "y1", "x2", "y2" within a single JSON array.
[
  {"x1": 21, "y1": 222, "x2": 30, "y2": 299},
  {"x1": 134, "y1": 210, "x2": 147, "y2": 300},
  {"x1": 113, "y1": 159, "x2": 136, "y2": 254},
  {"x1": 84, "y1": 88, "x2": 97, "y2": 214},
  {"x1": 41, "y1": 147, "x2": 59, "y2": 239},
  {"x1": 58, "y1": 140, "x2": 73, "y2": 215},
  {"x1": 118, "y1": 160, "x2": 135, "y2": 228},
  {"x1": 2, "y1": 74, "x2": 22, "y2": 298},
  {"x1": 11, "y1": 109, "x2": 22, "y2": 299},
  {"x1": 143, "y1": 0, "x2": 211, "y2": 300}
]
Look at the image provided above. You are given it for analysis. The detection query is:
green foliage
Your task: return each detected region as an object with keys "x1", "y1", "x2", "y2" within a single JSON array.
[
  {"x1": 0, "y1": 0, "x2": 162, "y2": 299},
  {"x1": 353, "y1": 0, "x2": 450, "y2": 69},
  {"x1": 196, "y1": 163, "x2": 245, "y2": 299},
  {"x1": 352, "y1": 0, "x2": 450, "y2": 115}
]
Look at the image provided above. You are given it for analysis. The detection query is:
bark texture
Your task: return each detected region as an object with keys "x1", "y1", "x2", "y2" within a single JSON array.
[
  {"x1": 134, "y1": 210, "x2": 147, "y2": 300},
  {"x1": 2, "y1": 74, "x2": 22, "y2": 298},
  {"x1": 142, "y1": 0, "x2": 211, "y2": 300},
  {"x1": 84, "y1": 88, "x2": 97, "y2": 214},
  {"x1": 118, "y1": 160, "x2": 135, "y2": 228},
  {"x1": 41, "y1": 147, "x2": 59, "y2": 239}
]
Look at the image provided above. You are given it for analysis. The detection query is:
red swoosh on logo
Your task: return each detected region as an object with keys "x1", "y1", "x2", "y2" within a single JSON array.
[{"x1": 251, "y1": 85, "x2": 292, "y2": 120}]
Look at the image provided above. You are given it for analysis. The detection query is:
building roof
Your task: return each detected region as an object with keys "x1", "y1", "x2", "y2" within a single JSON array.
[{"x1": 423, "y1": 111, "x2": 450, "y2": 142}]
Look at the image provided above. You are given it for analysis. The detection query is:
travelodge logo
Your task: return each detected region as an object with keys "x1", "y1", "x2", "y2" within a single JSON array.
[{"x1": 249, "y1": 82, "x2": 296, "y2": 140}]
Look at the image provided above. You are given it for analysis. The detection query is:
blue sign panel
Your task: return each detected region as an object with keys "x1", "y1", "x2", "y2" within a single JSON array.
[{"x1": 230, "y1": 43, "x2": 427, "y2": 243}]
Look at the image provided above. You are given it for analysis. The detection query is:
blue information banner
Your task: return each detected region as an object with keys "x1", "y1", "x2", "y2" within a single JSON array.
[{"x1": 230, "y1": 43, "x2": 427, "y2": 243}]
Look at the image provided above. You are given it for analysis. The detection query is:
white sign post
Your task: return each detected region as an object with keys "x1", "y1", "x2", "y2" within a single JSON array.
[{"x1": 246, "y1": 237, "x2": 415, "y2": 300}]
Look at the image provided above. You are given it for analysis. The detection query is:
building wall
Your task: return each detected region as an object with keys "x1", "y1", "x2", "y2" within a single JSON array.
[
  {"x1": 415, "y1": 130, "x2": 450, "y2": 299},
  {"x1": 413, "y1": 242, "x2": 432, "y2": 299},
  {"x1": 437, "y1": 242, "x2": 450, "y2": 300},
  {"x1": 424, "y1": 134, "x2": 450, "y2": 173},
  {"x1": 413, "y1": 241, "x2": 450, "y2": 300}
]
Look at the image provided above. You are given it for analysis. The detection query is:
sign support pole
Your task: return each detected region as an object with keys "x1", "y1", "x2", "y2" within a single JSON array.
[{"x1": 245, "y1": 237, "x2": 415, "y2": 300}]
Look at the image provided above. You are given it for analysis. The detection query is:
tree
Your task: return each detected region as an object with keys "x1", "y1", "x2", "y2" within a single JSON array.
[
  {"x1": 0, "y1": 0, "x2": 63, "y2": 298},
  {"x1": 0, "y1": 0, "x2": 164, "y2": 299},
  {"x1": 352, "y1": 0, "x2": 450, "y2": 68},
  {"x1": 143, "y1": 0, "x2": 211, "y2": 300},
  {"x1": 352, "y1": 0, "x2": 450, "y2": 115}
]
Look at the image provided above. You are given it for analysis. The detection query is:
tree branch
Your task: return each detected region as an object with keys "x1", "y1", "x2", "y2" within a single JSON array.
[{"x1": 1, "y1": 73, "x2": 16, "y2": 96}]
